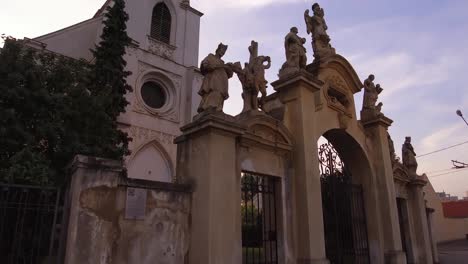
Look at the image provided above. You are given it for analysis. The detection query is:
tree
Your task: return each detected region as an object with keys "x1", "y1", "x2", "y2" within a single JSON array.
[{"x1": 0, "y1": 0, "x2": 133, "y2": 185}]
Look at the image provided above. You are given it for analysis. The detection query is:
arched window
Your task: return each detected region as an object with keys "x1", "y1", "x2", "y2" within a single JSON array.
[{"x1": 151, "y1": 3, "x2": 172, "y2": 44}]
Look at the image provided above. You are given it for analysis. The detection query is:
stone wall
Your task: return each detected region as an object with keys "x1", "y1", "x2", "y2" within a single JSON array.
[{"x1": 64, "y1": 155, "x2": 191, "y2": 264}]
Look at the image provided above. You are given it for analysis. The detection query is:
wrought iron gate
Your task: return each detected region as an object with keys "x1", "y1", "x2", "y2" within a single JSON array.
[
  {"x1": 0, "y1": 184, "x2": 65, "y2": 264},
  {"x1": 319, "y1": 143, "x2": 370, "y2": 264},
  {"x1": 241, "y1": 172, "x2": 278, "y2": 264}
]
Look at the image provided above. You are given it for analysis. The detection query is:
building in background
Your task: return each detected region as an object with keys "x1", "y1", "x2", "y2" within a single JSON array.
[{"x1": 437, "y1": 191, "x2": 460, "y2": 201}]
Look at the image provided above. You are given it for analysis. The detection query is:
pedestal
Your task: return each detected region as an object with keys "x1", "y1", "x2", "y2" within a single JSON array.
[
  {"x1": 409, "y1": 178, "x2": 434, "y2": 264},
  {"x1": 175, "y1": 112, "x2": 246, "y2": 264}
]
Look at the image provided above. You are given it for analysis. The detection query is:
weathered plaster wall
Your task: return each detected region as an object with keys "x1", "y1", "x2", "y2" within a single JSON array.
[
  {"x1": 65, "y1": 155, "x2": 190, "y2": 264},
  {"x1": 424, "y1": 178, "x2": 468, "y2": 242}
]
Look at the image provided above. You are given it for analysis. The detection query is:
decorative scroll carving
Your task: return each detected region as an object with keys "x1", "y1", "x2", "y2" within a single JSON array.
[{"x1": 323, "y1": 75, "x2": 352, "y2": 117}]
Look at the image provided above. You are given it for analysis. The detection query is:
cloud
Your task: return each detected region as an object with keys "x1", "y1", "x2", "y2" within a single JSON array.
[
  {"x1": 192, "y1": 0, "x2": 303, "y2": 11},
  {"x1": 350, "y1": 51, "x2": 458, "y2": 98},
  {"x1": 420, "y1": 123, "x2": 466, "y2": 153}
]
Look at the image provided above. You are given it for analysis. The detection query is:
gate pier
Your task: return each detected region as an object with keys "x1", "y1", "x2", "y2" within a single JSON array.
[{"x1": 362, "y1": 117, "x2": 408, "y2": 264}]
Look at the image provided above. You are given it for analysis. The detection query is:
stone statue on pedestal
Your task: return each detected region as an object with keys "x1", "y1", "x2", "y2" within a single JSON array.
[
  {"x1": 197, "y1": 43, "x2": 235, "y2": 113},
  {"x1": 402, "y1": 137, "x2": 418, "y2": 175},
  {"x1": 233, "y1": 41, "x2": 271, "y2": 113},
  {"x1": 304, "y1": 3, "x2": 336, "y2": 61},
  {"x1": 279, "y1": 27, "x2": 307, "y2": 78},
  {"x1": 361, "y1": 74, "x2": 384, "y2": 120}
]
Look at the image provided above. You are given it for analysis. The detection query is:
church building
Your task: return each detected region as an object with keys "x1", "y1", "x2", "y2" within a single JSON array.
[{"x1": 26, "y1": 0, "x2": 203, "y2": 183}]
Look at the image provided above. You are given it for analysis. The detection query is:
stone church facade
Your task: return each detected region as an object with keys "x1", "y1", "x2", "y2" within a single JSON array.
[
  {"x1": 26, "y1": 1, "x2": 438, "y2": 263},
  {"x1": 27, "y1": 0, "x2": 203, "y2": 183}
]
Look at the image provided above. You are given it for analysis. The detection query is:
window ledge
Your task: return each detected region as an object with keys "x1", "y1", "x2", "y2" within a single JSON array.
[{"x1": 119, "y1": 177, "x2": 192, "y2": 193}]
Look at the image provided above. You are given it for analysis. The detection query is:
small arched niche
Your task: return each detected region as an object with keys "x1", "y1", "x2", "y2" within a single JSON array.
[{"x1": 127, "y1": 141, "x2": 173, "y2": 182}]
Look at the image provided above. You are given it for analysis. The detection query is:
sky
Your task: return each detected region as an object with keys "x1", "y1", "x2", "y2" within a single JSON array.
[{"x1": 1, "y1": 0, "x2": 468, "y2": 198}]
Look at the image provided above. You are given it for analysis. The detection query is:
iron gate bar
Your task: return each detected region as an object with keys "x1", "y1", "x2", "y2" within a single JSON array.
[
  {"x1": 318, "y1": 143, "x2": 370, "y2": 264},
  {"x1": 241, "y1": 172, "x2": 279, "y2": 264}
]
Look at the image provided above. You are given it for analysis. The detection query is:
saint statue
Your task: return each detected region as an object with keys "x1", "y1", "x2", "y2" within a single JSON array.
[
  {"x1": 197, "y1": 43, "x2": 235, "y2": 113},
  {"x1": 233, "y1": 41, "x2": 271, "y2": 113},
  {"x1": 304, "y1": 3, "x2": 335, "y2": 60},
  {"x1": 279, "y1": 27, "x2": 307, "y2": 77},
  {"x1": 402, "y1": 137, "x2": 418, "y2": 175},
  {"x1": 362, "y1": 74, "x2": 384, "y2": 119}
]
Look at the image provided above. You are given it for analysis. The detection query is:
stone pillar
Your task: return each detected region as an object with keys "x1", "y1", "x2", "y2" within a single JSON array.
[
  {"x1": 409, "y1": 179, "x2": 434, "y2": 264},
  {"x1": 362, "y1": 117, "x2": 407, "y2": 264},
  {"x1": 175, "y1": 112, "x2": 246, "y2": 264},
  {"x1": 272, "y1": 71, "x2": 329, "y2": 263},
  {"x1": 426, "y1": 208, "x2": 440, "y2": 264}
]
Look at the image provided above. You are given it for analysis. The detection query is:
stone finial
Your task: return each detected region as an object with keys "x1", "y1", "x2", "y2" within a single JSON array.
[
  {"x1": 304, "y1": 3, "x2": 336, "y2": 61},
  {"x1": 232, "y1": 41, "x2": 271, "y2": 113},
  {"x1": 361, "y1": 74, "x2": 384, "y2": 121},
  {"x1": 279, "y1": 27, "x2": 307, "y2": 78},
  {"x1": 402, "y1": 136, "x2": 418, "y2": 175},
  {"x1": 197, "y1": 43, "x2": 235, "y2": 113}
]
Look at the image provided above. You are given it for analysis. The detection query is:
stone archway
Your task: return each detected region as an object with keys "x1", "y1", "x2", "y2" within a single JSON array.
[{"x1": 318, "y1": 130, "x2": 375, "y2": 264}]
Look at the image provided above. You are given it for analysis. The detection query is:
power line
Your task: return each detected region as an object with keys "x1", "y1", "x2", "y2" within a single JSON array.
[
  {"x1": 428, "y1": 167, "x2": 468, "y2": 178},
  {"x1": 425, "y1": 168, "x2": 458, "y2": 174},
  {"x1": 417, "y1": 140, "x2": 468, "y2": 158}
]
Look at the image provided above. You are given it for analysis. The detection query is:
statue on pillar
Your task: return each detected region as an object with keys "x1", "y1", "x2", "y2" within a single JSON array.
[
  {"x1": 402, "y1": 137, "x2": 418, "y2": 175},
  {"x1": 279, "y1": 27, "x2": 307, "y2": 78},
  {"x1": 197, "y1": 43, "x2": 235, "y2": 113},
  {"x1": 387, "y1": 132, "x2": 397, "y2": 165},
  {"x1": 233, "y1": 41, "x2": 271, "y2": 113},
  {"x1": 304, "y1": 3, "x2": 336, "y2": 61},
  {"x1": 361, "y1": 74, "x2": 384, "y2": 120}
]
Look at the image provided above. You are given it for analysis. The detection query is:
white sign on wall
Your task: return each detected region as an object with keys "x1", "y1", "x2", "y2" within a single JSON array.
[{"x1": 125, "y1": 187, "x2": 147, "y2": 220}]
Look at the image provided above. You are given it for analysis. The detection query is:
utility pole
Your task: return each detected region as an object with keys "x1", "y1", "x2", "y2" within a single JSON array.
[{"x1": 456, "y1": 110, "x2": 468, "y2": 127}]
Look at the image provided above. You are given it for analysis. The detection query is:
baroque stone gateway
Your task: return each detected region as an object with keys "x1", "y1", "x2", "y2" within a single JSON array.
[{"x1": 35, "y1": 1, "x2": 438, "y2": 264}]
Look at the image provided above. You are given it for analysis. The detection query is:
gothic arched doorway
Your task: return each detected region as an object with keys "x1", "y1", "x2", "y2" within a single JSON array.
[{"x1": 318, "y1": 141, "x2": 370, "y2": 264}]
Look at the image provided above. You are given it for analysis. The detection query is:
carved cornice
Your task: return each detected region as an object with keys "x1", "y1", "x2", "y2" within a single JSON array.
[
  {"x1": 127, "y1": 126, "x2": 176, "y2": 146},
  {"x1": 361, "y1": 115, "x2": 393, "y2": 128}
]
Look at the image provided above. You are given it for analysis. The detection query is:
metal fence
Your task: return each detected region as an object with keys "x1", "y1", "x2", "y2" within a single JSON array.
[{"x1": 0, "y1": 184, "x2": 64, "y2": 264}]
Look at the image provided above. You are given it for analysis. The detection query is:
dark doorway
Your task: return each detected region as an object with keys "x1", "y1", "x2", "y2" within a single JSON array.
[
  {"x1": 241, "y1": 172, "x2": 278, "y2": 264},
  {"x1": 319, "y1": 143, "x2": 370, "y2": 264},
  {"x1": 397, "y1": 198, "x2": 413, "y2": 263}
]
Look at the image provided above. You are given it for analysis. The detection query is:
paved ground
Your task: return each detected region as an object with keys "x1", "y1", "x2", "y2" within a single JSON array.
[{"x1": 438, "y1": 239, "x2": 468, "y2": 264}]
